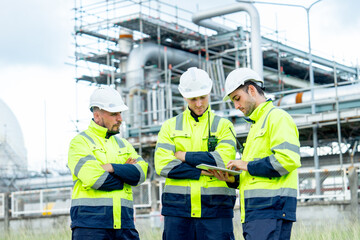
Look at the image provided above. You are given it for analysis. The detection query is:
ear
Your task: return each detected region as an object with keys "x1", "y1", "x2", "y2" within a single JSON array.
[
  {"x1": 248, "y1": 84, "x2": 257, "y2": 97},
  {"x1": 93, "y1": 110, "x2": 100, "y2": 122}
]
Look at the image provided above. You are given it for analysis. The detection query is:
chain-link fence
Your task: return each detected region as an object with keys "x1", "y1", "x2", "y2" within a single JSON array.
[
  {"x1": 133, "y1": 181, "x2": 152, "y2": 208},
  {"x1": 298, "y1": 168, "x2": 347, "y2": 201}
]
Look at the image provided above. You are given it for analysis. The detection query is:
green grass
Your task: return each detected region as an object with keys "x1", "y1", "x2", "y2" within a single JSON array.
[
  {"x1": 292, "y1": 219, "x2": 360, "y2": 240},
  {"x1": 1, "y1": 219, "x2": 359, "y2": 240},
  {"x1": 0, "y1": 226, "x2": 71, "y2": 240}
]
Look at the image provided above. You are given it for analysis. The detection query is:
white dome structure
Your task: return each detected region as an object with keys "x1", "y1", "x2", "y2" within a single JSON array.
[{"x1": 0, "y1": 99, "x2": 27, "y2": 176}]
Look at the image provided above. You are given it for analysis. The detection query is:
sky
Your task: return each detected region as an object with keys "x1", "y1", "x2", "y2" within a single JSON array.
[{"x1": 0, "y1": 0, "x2": 359, "y2": 172}]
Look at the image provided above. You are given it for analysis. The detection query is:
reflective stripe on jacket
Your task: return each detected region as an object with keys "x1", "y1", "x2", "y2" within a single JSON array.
[
  {"x1": 155, "y1": 107, "x2": 237, "y2": 218},
  {"x1": 68, "y1": 120, "x2": 148, "y2": 229},
  {"x1": 240, "y1": 101, "x2": 301, "y2": 223}
]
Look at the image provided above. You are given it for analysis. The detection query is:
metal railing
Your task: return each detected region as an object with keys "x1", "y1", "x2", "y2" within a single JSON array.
[
  {"x1": 1, "y1": 168, "x2": 356, "y2": 218},
  {"x1": 9, "y1": 181, "x2": 153, "y2": 217},
  {"x1": 11, "y1": 187, "x2": 72, "y2": 217}
]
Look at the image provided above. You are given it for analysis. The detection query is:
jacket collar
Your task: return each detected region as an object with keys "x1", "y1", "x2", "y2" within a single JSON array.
[
  {"x1": 89, "y1": 120, "x2": 108, "y2": 138},
  {"x1": 185, "y1": 106, "x2": 211, "y2": 122},
  {"x1": 248, "y1": 100, "x2": 274, "y2": 123}
]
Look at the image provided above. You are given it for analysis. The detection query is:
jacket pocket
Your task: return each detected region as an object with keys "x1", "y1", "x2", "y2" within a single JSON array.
[
  {"x1": 254, "y1": 128, "x2": 266, "y2": 139},
  {"x1": 170, "y1": 131, "x2": 191, "y2": 151},
  {"x1": 246, "y1": 196, "x2": 274, "y2": 209},
  {"x1": 117, "y1": 149, "x2": 131, "y2": 164},
  {"x1": 124, "y1": 185, "x2": 133, "y2": 195},
  {"x1": 92, "y1": 147, "x2": 107, "y2": 164},
  {"x1": 245, "y1": 177, "x2": 278, "y2": 208},
  {"x1": 78, "y1": 206, "x2": 107, "y2": 216},
  {"x1": 162, "y1": 192, "x2": 188, "y2": 209}
]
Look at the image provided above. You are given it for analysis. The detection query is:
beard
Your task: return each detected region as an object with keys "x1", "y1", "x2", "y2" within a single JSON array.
[
  {"x1": 108, "y1": 124, "x2": 120, "y2": 134},
  {"x1": 244, "y1": 102, "x2": 256, "y2": 116}
]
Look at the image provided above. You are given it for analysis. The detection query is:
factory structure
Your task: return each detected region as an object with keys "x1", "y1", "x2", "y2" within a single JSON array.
[{"x1": 1, "y1": 0, "x2": 360, "y2": 226}]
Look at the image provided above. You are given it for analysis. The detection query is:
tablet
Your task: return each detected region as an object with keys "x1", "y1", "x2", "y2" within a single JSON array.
[{"x1": 196, "y1": 163, "x2": 242, "y2": 176}]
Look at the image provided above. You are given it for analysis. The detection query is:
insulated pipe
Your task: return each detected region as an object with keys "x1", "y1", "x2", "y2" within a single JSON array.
[
  {"x1": 274, "y1": 84, "x2": 360, "y2": 106},
  {"x1": 126, "y1": 42, "x2": 200, "y2": 89},
  {"x1": 125, "y1": 42, "x2": 200, "y2": 125},
  {"x1": 192, "y1": 3, "x2": 263, "y2": 78}
]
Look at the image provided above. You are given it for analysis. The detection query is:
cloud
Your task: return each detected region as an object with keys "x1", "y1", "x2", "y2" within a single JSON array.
[
  {"x1": 0, "y1": 0, "x2": 73, "y2": 67},
  {"x1": 0, "y1": 64, "x2": 79, "y2": 171},
  {"x1": 310, "y1": 0, "x2": 360, "y2": 64}
]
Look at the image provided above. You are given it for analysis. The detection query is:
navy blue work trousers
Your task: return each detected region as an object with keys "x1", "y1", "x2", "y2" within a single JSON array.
[
  {"x1": 242, "y1": 219, "x2": 293, "y2": 240},
  {"x1": 72, "y1": 227, "x2": 139, "y2": 240},
  {"x1": 163, "y1": 216, "x2": 235, "y2": 240}
]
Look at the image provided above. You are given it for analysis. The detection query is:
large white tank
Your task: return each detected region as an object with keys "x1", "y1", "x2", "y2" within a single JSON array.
[{"x1": 0, "y1": 98, "x2": 27, "y2": 176}]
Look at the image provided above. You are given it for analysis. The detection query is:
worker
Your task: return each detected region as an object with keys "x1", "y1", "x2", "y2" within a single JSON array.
[
  {"x1": 210, "y1": 67, "x2": 301, "y2": 240},
  {"x1": 68, "y1": 86, "x2": 148, "y2": 240},
  {"x1": 155, "y1": 67, "x2": 237, "y2": 240}
]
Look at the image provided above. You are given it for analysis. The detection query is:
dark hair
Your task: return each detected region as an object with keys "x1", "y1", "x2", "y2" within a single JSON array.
[
  {"x1": 90, "y1": 106, "x2": 100, "y2": 112},
  {"x1": 238, "y1": 81, "x2": 265, "y2": 96}
]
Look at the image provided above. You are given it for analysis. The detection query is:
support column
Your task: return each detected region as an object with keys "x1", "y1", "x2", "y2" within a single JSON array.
[
  {"x1": 4, "y1": 192, "x2": 10, "y2": 235},
  {"x1": 348, "y1": 166, "x2": 359, "y2": 220}
]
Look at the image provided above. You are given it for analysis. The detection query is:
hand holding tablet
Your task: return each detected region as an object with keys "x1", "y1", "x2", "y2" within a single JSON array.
[{"x1": 196, "y1": 163, "x2": 242, "y2": 176}]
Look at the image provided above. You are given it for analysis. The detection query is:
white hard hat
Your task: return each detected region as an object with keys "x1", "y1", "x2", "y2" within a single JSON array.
[
  {"x1": 89, "y1": 86, "x2": 128, "y2": 112},
  {"x1": 223, "y1": 68, "x2": 264, "y2": 101},
  {"x1": 178, "y1": 67, "x2": 212, "y2": 98}
]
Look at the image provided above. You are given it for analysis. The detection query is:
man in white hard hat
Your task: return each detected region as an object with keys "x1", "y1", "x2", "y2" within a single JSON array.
[
  {"x1": 68, "y1": 86, "x2": 148, "y2": 240},
  {"x1": 155, "y1": 67, "x2": 237, "y2": 240},
  {"x1": 211, "y1": 68, "x2": 301, "y2": 240}
]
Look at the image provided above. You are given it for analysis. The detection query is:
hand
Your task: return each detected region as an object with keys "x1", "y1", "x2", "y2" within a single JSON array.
[
  {"x1": 101, "y1": 163, "x2": 114, "y2": 173},
  {"x1": 227, "y1": 160, "x2": 248, "y2": 171},
  {"x1": 175, "y1": 151, "x2": 186, "y2": 162},
  {"x1": 208, "y1": 170, "x2": 235, "y2": 183},
  {"x1": 125, "y1": 157, "x2": 137, "y2": 164},
  {"x1": 201, "y1": 170, "x2": 213, "y2": 176}
]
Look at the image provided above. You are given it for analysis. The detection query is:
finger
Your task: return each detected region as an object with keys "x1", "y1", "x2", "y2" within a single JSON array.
[
  {"x1": 227, "y1": 161, "x2": 234, "y2": 169},
  {"x1": 210, "y1": 170, "x2": 220, "y2": 178},
  {"x1": 209, "y1": 169, "x2": 217, "y2": 175},
  {"x1": 125, "y1": 158, "x2": 135, "y2": 164},
  {"x1": 214, "y1": 170, "x2": 226, "y2": 181},
  {"x1": 202, "y1": 170, "x2": 213, "y2": 176},
  {"x1": 219, "y1": 171, "x2": 227, "y2": 180}
]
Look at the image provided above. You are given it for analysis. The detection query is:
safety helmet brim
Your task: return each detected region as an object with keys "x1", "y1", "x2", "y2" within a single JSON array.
[
  {"x1": 223, "y1": 68, "x2": 263, "y2": 102},
  {"x1": 90, "y1": 103, "x2": 129, "y2": 113},
  {"x1": 179, "y1": 85, "x2": 212, "y2": 99}
]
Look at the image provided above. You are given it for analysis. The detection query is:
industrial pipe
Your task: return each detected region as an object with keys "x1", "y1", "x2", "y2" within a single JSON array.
[
  {"x1": 125, "y1": 42, "x2": 200, "y2": 125},
  {"x1": 192, "y1": 2, "x2": 263, "y2": 78},
  {"x1": 126, "y1": 42, "x2": 200, "y2": 89},
  {"x1": 275, "y1": 84, "x2": 360, "y2": 106}
]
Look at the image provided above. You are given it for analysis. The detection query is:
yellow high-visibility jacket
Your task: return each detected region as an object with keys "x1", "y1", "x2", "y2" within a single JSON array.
[
  {"x1": 237, "y1": 101, "x2": 301, "y2": 223},
  {"x1": 155, "y1": 107, "x2": 237, "y2": 218},
  {"x1": 68, "y1": 120, "x2": 148, "y2": 229}
]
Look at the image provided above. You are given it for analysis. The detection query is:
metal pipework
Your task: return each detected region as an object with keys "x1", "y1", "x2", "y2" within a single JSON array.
[
  {"x1": 192, "y1": 2, "x2": 263, "y2": 78},
  {"x1": 275, "y1": 84, "x2": 360, "y2": 106},
  {"x1": 125, "y1": 42, "x2": 200, "y2": 89},
  {"x1": 125, "y1": 42, "x2": 200, "y2": 126}
]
